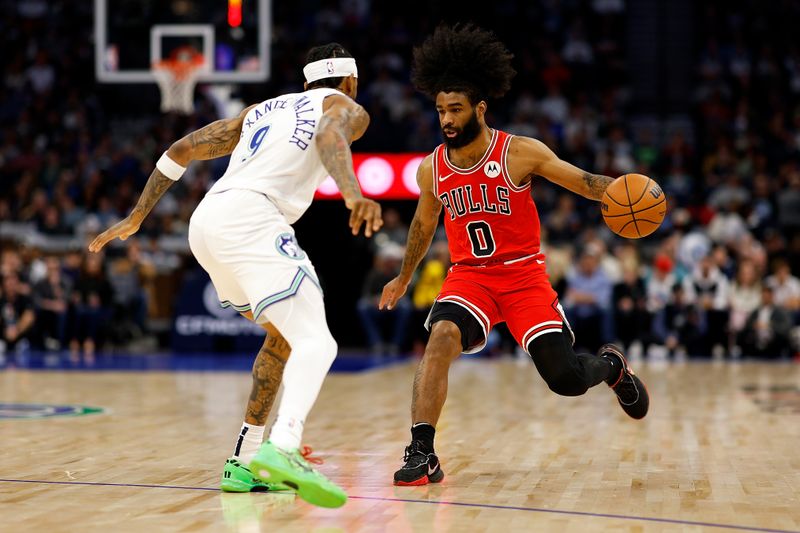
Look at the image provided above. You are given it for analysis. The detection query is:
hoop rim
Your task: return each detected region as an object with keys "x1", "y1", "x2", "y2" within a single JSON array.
[{"x1": 152, "y1": 48, "x2": 208, "y2": 81}]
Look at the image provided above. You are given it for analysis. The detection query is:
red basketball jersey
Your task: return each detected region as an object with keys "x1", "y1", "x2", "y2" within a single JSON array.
[{"x1": 432, "y1": 129, "x2": 541, "y2": 265}]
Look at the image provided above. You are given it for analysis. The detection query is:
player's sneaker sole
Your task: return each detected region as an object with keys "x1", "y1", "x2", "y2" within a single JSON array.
[
  {"x1": 250, "y1": 441, "x2": 347, "y2": 508},
  {"x1": 220, "y1": 457, "x2": 290, "y2": 493},
  {"x1": 394, "y1": 468, "x2": 444, "y2": 486}
]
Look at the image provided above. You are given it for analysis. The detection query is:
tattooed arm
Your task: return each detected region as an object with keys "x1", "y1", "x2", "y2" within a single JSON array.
[
  {"x1": 88, "y1": 105, "x2": 256, "y2": 252},
  {"x1": 317, "y1": 94, "x2": 383, "y2": 237},
  {"x1": 170, "y1": 103, "x2": 257, "y2": 164},
  {"x1": 379, "y1": 155, "x2": 441, "y2": 310},
  {"x1": 507, "y1": 136, "x2": 615, "y2": 200}
]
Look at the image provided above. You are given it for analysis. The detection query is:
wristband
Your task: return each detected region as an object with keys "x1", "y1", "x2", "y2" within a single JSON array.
[{"x1": 156, "y1": 151, "x2": 186, "y2": 181}]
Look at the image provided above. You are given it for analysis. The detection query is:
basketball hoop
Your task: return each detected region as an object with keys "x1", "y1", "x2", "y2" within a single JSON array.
[{"x1": 152, "y1": 47, "x2": 207, "y2": 114}]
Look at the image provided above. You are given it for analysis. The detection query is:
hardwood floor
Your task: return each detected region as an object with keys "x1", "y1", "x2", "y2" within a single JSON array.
[{"x1": 1, "y1": 358, "x2": 799, "y2": 532}]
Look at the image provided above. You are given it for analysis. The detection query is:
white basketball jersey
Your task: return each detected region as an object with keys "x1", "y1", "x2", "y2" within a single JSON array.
[{"x1": 208, "y1": 88, "x2": 343, "y2": 223}]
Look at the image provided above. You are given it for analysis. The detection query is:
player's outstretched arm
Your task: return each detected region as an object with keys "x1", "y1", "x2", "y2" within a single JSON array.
[
  {"x1": 380, "y1": 155, "x2": 441, "y2": 310},
  {"x1": 89, "y1": 105, "x2": 256, "y2": 253},
  {"x1": 317, "y1": 94, "x2": 382, "y2": 237},
  {"x1": 509, "y1": 136, "x2": 614, "y2": 201}
]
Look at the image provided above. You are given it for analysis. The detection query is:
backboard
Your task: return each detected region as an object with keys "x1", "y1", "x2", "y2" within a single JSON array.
[{"x1": 95, "y1": 0, "x2": 270, "y2": 83}]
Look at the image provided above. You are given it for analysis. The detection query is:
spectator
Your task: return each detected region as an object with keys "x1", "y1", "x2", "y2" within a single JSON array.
[
  {"x1": 647, "y1": 253, "x2": 677, "y2": 345},
  {"x1": 663, "y1": 284, "x2": 704, "y2": 358},
  {"x1": 683, "y1": 255, "x2": 730, "y2": 357},
  {"x1": 612, "y1": 265, "x2": 649, "y2": 356},
  {"x1": 728, "y1": 260, "x2": 762, "y2": 355},
  {"x1": 107, "y1": 240, "x2": 154, "y2": 341},
  {"x1": 738, "y1": 286, "x2": 792, "y2": 359},
  {"x1": 764, "y1": 259, "x2": 800, "y2": 314},
  {"x1": 357, "y1": 243, "x2": 411, "y2": 356},
  {"x1": 410, "y1": 241, "x2": 450, "y2": 354},
  {"x1": 67, "y1": 254, "x2": 113, "y2": 362},
  {"x1": 563, "y1": 245, "x2": 612, "y2": 352},
  {"x1": 544, "y1": 194, "x2": 581, "y2": 245},
  {"x1": 371, "y1": 208, "x2": 408, "y2": 251},
  {"x1": 0, "y1": 274, "x2": 35, "y2": 355},
  {"x1": 32, "y1": 256, "x2": 70, "y2": 351}
]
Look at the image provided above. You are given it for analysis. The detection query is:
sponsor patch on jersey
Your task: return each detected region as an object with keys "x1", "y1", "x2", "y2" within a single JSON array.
[
  {"x1": 484, "y1": 161, "x2": 501, "y2": 178},
  {"x1": 275, "y1": 233, "x2": 306, "y2": 260}
]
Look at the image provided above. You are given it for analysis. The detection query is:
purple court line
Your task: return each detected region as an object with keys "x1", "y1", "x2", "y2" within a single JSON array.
[{"x1": 0, "y1": 478, "x2": 797, "y2": 533}]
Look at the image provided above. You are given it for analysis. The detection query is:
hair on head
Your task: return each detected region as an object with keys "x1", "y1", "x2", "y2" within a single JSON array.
[
  {"x1": 305, "y1": 42, "x2": 354, "y2": 89},
  {"x1": 411, "y1": 24, "x2": 516, "y2": 104}
]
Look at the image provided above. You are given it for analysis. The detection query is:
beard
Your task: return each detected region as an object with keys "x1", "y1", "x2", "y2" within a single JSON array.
[{"x1": 442, "y1": 110, "x2": 482, "y2": 148}]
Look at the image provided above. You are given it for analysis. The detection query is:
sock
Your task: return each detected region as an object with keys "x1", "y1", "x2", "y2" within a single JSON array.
[
  {"x1": 411, "y1": 422, "x2": 435, "y2": 452},
  {"x1": 268, "y1": 414, "x2": 304, "y2": 451},
  {"x1": 233, "y1": 423, "x2": 265, "y2": 464}
]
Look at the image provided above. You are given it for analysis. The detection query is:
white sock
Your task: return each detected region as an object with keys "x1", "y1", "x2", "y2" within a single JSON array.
[
  {"x1": 268, "y1": 414, "x2": 304, "y2": 451},
  {"x1": 233, "y1": 423, "x2": 265, "y2": 463}
]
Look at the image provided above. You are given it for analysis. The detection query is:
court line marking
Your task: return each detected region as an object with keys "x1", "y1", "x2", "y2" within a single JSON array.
[{"x1": 0, "y1": 478, "x2": 797, "y2": 533}]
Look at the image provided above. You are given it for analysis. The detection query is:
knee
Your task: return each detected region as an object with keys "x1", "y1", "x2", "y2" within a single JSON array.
[
  {"x1": 425, "y1": 321, "x2": 462, "y2": 363},
  {"x1": 323, "y1": 333, "x2": 338, "y2": 359},
  {"x1": 543, "y1": 370, "x2": 588, "y2": 397},
  {"x1": 527, "y1": 333, "x2": 587, "y2": 397},
  {"x1": 283, "y1": 328, "x2": 337, "y2": 366}
]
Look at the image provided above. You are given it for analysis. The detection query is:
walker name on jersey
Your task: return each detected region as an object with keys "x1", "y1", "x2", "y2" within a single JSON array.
[
  {"x1": 439, "y1": 184, "x2": 511, "y2": 221},
  {"x1": 243, "y1": 95, "x2": 317, "y2": 151}
]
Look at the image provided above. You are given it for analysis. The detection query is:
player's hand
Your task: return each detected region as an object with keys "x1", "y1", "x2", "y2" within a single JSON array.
[
  {"x1": 346, "y1": 197, "x2": 383, "y2": 237},
  {"x1": 379, "y1": 276, "x2": 409, "y2": 310},
  {"x1": 88, "y1": 216, "x2": 141, "y2": 253}
]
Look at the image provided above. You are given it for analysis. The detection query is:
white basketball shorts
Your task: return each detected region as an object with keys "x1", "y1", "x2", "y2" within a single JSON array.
[{"x1": 188, "y1": 189, "x2": 322, "y2": 322}]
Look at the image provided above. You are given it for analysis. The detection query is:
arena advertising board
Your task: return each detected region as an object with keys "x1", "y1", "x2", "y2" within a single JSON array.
[{"x1": 315, "y1": 154, "x2": 426, "y2": 200}]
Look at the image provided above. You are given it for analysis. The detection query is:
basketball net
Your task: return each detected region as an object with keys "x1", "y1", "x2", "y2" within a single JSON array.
[{"x1": 152, "y1": 47, "x2": 207, "y2": 114}]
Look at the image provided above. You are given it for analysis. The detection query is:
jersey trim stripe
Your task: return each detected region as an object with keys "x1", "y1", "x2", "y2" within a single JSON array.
[
  {"x1": 432, "y1": 147, "x2": 440, "y2": 198},
  {"x1": 503, "y1": 252, "x2": 542, "y2": 265},
  {"x1": 442, "y1": 129, "x2": 498, "y2": 174},
  {"x1": 555, "y1": 302, "x2": 576, "y2": 345},
  {"x1": 436, "y1": 295, "x2": 491, "y2": 333},
  {"x1": 425, "y1": 296, "x2": 490, "y2": 355},
  {"x1": 221, "y1": 300, "x2": 252, "y2": 312},
  {"x1": 521, "y1": 320, "x2": 564, "y2": 349},
  {"x1": 252, "y1": 267, "x2": 319, "y2": 322},
  {"x1": 524, "y1": 328, "x2": 564, "y2": 352},
  {"x1": 500, "y1": 134, "x2": 530, "y2": 192}
]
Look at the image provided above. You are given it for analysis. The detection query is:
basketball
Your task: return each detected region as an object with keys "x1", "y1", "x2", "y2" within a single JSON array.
[{"x1": 601, "y1": 174, "x2": 667, "y2": 239}]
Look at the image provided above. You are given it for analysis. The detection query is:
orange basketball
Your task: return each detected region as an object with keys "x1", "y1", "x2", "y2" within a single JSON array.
[{"x1": 601, "y1": 174, "x2": 667, "y2": 239}]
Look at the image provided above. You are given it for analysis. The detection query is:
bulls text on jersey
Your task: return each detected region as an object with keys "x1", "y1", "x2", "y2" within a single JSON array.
[{"x1": 439, "y1": 184, "x2": 511, "y2": 220}]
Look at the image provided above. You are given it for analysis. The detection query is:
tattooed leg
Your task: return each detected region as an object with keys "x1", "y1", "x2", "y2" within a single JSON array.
[{"x1": 245, "y1": 322, "x2": 291, "y2": 426}]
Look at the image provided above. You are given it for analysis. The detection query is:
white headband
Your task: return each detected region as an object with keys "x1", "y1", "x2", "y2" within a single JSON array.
[{"x1": 303, "y1": 57, "x2": 358, "y2": 83}]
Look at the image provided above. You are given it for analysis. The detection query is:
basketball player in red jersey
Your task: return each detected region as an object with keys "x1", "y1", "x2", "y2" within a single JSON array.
[{"x1": 380, "y1": 24, "x2": 650, "y2": 486}]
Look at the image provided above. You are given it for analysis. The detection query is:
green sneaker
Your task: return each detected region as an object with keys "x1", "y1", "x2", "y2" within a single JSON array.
[
  {"x1": 220, "y1": 457, "x2": 291, "y2": 493},
  {"x1": 249, "y1": 441, "x2": 347, "y2": 508}
]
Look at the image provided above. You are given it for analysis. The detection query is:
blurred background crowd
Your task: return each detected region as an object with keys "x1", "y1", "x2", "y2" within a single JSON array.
[{"x1": 2, "y1": 0, "x2": 800, "y2": 361}]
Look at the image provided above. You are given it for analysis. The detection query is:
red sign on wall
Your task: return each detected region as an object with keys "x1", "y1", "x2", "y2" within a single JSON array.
[{"x1": 315, "y1": 153, "x2": 427, "y2": 200}]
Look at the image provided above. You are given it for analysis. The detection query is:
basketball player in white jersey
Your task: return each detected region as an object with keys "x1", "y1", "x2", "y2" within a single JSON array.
[{"x1": 89, "y1": 43, "x2": 381, "y2": 508}]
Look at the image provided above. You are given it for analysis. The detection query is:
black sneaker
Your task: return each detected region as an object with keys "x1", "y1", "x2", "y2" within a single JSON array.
[
  {"x1": 600, "y1": 344, "x2": 649, "y2": 419},
  {"x1": 393, "y1": 440, "x2": 445, "y2": 486}
]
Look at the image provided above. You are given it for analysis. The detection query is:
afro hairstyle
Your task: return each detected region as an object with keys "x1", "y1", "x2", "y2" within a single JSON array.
[{"x1": 411, "y1": 24, "x2": 516, "y2": 104}]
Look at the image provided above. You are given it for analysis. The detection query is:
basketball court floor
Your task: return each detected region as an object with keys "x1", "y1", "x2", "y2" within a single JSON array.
[{"x1": 1, "y1": 356, "x2": 799, "y2": 532}]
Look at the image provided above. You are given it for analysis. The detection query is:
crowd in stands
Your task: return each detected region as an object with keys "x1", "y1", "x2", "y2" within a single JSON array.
[{"x1": 2, "y1": 0, "x2": 800, "y2": 360}]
